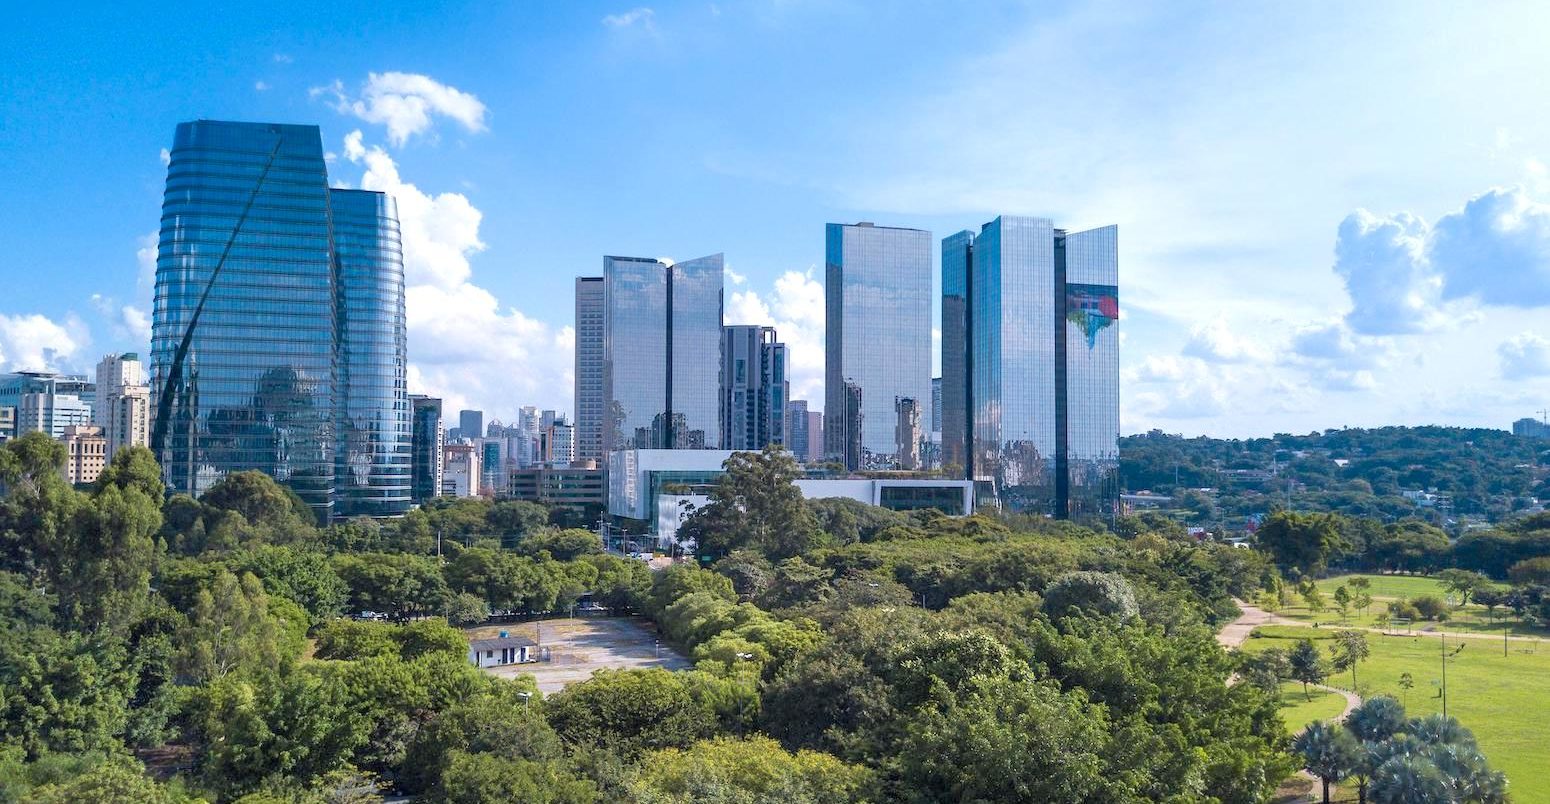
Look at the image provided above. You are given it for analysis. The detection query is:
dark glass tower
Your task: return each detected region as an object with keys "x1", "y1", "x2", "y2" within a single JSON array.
[
  {"x1": 720, "y1": 325, "x2": 787, "y2": 451},
  {"x1": 939, "y1": 216, "x2": 1118, "y2": 521},
  {"x1": 409, "y1": 395, "x2": 443, "y2": 505},
  {"x1": 332, "y1": 189, "x2": 411, "y2": 517},
  {"x1": 150, "y1": 120, "x2": 409, "y2": 521},
  {"x1": 602, "y1": 254, "x2": 724, "y2": 451},
  {"x1": 574, "y1": 276, "x2": 605, "y2": 461}
]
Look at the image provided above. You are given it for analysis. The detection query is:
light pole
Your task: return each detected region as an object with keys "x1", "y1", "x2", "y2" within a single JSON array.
[{"x1": 518, "y1": 691, "x2": 531, "y2": 718}]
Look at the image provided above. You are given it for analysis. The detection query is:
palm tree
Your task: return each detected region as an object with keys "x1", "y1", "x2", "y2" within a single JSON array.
[
  {"x1": 1294, "y1": 721, "x2": 1363, "y2": 804},
  {"x1": 1369, "y1": 754, "x2": 1453, "y2": 804},
  {"x1": 1345, "y1": 696, "x2": 1407, "y2": 743}
]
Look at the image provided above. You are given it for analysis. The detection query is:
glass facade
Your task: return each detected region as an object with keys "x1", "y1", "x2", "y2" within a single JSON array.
[
  {"x1": 823, "y1": 223, "x2": 932, "y2": 470},
  {"x1": 720, "y1": 325, "x2": 787, "y2": 451},
  {"x1": 939, "y1": 216, "x2": 1118, "y2": 521},
  {"x1": 409, "y1": 395, "x2": 442, "y2": 505},
  {"x1": 603, "y1": 254, "x2": 723, "y2": 451},
  {"x1": 150, "y1": 120, "x2": 409, "y2": 521},
  {"x1": 574, "y1": 276, "x2": 605, "y2": 461},
  {"x1": 331, "y1": 189, "x2": 411, "y2": 517},
  {"x1": 1061, "y1": 226, "x2": 1120, "y2": 521},
  {"x1": 940, "y1": 230, "x2": 973, "y2": 474}
]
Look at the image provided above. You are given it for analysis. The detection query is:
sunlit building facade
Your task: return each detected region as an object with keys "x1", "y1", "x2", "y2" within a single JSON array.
[
  {"x1": 150, "y1": 120, "x2": 409, "y2": 521},
  {"x1": 940, "y1": 216, "x2": 1118, "y2": 521},
  {"x1": 603, "y1": 254, "x2": 724, "y2": 452},
  {"x1": 824, "y1": 222, "x2": 932, "y2": 470},
  {"x1": 574, "y1": 276, "x2": 606, "y2": 461}
]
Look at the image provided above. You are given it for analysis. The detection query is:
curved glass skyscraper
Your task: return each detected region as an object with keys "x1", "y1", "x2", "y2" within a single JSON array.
[{"x1": 150, "y1": 120, "x2": 409, "y2": 521}]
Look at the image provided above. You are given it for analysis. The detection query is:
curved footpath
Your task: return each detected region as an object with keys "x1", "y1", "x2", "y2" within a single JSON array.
[{"x1": 1218, "y1": 600, "x2": 1361, "y2": 729}]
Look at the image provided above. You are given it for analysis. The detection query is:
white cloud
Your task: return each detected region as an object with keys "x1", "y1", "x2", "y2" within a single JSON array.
[
  {"x1": 603, "y1": 7, "x2": 655, "y2": 29},
  {"x1": 159, "y1": 148, "x2": 170, "y2": 166},
  {"x1": 1181, "y1": 317, "x2": 1269, "y2": 363},
  {"x1": 273, "y1": 53, "x2": 293, "y2": 64},
  {"x1": 0, "y1": 313, "x2": 89, "y2": 372},
  {"x1": 724, "y1": 267, "x2": 825, "y2": 406},
  {"x1": 336, "y1": 133, "x2": 570, "y2": 417},
  {"x1": 254, "y1": 80, "x2": 270, "y2": 92},
  {"x1": 120, "y1": 305, "x2": 150, "y2": 345},
  {"x1": 319, "y1": 73, "x2": 488, "y2": 147},
  {"x1": 723, "y1": 265, "x2": 747, "y2": 285},
  {"x1": 347, "y1": 131, "x2": 485, "y2": 289},
  {"x1": 1499, "y1": 332, "x2": 1550, "y2": 379},
  {"x1": 1332, "y1": 209, "x2": 1440, "y2": 335},
  {"x1": 1430, "y1": 187, "x2": 1550, "y2": 306}
]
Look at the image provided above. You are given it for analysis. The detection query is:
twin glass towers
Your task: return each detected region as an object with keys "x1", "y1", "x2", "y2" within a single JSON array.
[
  {"x1": 829, "y1": 217, "x2": 1119, "y2": 520},
  {"x1": 150, "y1": 121, "x2": 410, "y2": 522}
]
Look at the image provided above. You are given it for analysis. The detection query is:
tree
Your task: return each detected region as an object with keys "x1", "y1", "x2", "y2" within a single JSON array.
[
  {"x1": 231, "y1": 545, "x2": 348, "y2": 623},
  {"x1": 517, "y1": 528, "x2": 601, "y2": 561},
  {"x1": 1294, "y1": 721, "x2": 1363, "y2": 804},
  {"x1": 1397, "y1": 672, "x2": 1415, "y2": 708},
  {"x1": 1255, "y1": 510, "x2": 1346, "y2": 576},
  {"x1": 178, "y1": 570, "x2": 296, "y2": 682},
  {"x1": 544, "y1": 668, "x2": 716, "y2": 759},
  {"x1": 630, "y1": 736, "x2": 873, "y2": 804},
  {"x1": 440, "y1": 751, "x2": 597, "y2": 804},
  {"x1": 1507, "y1": 556, "x2": 1550, "y2": 586},
  {"x1": 332, "y1": 552, "x2": 449, "y2": 619},
  {"x1": 201, "y1": 470, "x2": 312, "y2": 530},
  {"x1": 1369, "y1": 754, "x2": 1453, "y2": 804},
  {"x1": 1300, "y1": 579, "x2": 1327, "y2": 615},
  {"x1": 485, "y1": 500, "x2": 550, "y2": 539},
  {"x1": 1288, "y1": 639, "x2": 1328, "y2": 700},
  {"x1": 1040, "y1": 571, "x2": 1139, "y2": 624},
  {"x1": 1472, "y1": 587, "x2": 1506, "y2": 623},
  {"x1": 57, "y1": 478, "x2": 161, "y2": 631},
  {"x1": 441, "y1": 592, "x2": 490, "y2": 626},
  {"x1": 1333, "y1": 584, "x2": 1352, "y2": 619},
  {"x1": 1332, "y1": 630, "x2": 1371, "y2": 690},
  {"x1": 1436, "y1": 569, "x2": 1489, "y2": 607},
  {"x1": 1345, "y1": 695, "x2": 1407, "y2": 743},
  {"x1": 681, "y1": 447, "x2": 819, "y2": 559}
]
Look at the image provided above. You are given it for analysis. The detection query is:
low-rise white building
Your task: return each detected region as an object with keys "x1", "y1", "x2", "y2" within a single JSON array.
[{"x1": 468, "y1": 632, "x2": 538, "y2": 668}]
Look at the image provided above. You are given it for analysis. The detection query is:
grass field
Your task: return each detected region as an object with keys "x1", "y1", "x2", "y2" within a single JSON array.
[
  {"x1": 1275, "y1": 573, "x2": 1550, "y2": 639},
  {"x1": 1276, "y1": 681, "x2": 1348, "y2": 733},
  {"x1": 1246, "y1": 624, "x2": 1550, "y2": 802}
]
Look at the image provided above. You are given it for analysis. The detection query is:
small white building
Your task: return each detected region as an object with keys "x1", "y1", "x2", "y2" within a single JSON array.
[{"x1": 468, "y1": 633, "x2": 538, "y2": 668}]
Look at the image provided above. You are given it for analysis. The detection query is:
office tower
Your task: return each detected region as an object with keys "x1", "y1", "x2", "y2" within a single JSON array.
[
  {"x1": 479, "y1": 437, "x2": 506, "y2": 494},
  {"x1": 894, "y1": 396, "x2": 922, "y2": 471},
  {"x1": 1, "y1": 372, "x2": 94, "y2": 438},
  {"x1": 0, "y1": 407, "x2": 14, "y2": 444},
  {"x1": 940, "y1": 216, "x2": 1118, "y2": 519},
  {"x1": 721, "y1": 325, "x2": 788, "y2": 451},
  {"x1": 837, "y1": 381, "x2": 863, "y2": 472},
  {"x1": 442, "y1": 442, "x2": 482, "y2": 497},
  {"x1": 94, "y1": 353, "x2": 150, "y2": 462},
  {"x1": 807, "y1": 410, "x2": 824, "y2": 464},
  {"x1": 60, "y1": 425, "x2": 107, "y2": 485},
  {"x1": 824, "y1": 222, "x2": 932, "y2": 470},
  {"x1": 602, "y1": 254, "x2": 724, "y2": 451},
  {"x1": 575, "y1": 276, "x2": 605, "y2": 461},
  {"x1": 459, "y1": 410, "x2": 485, "y2": 441},
  {"x1": 409, "y1": 395, "x2": 444, "y2": 505},
  {"x1": 548, "y1": 419, "x2": 576, "y2": 464},
  {"x1": 931, "y1": 377, "x2": 942, "y2": 435},
  {"x1": 785, "y1": 400, "x2": 810, "y2": 462},
  {"x1": 149, "y1": 120, "x2": 409, "y2": 521}
]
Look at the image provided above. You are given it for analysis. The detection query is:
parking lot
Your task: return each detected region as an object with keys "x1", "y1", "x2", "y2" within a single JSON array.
[{"x1": 468, "y1": 616, "x2": 692, "y2": 693}]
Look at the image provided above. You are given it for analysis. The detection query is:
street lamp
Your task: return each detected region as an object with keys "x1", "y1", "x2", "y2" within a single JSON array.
[{"x1": 517, "y1": 690, "x2": 531, "y2": 718}]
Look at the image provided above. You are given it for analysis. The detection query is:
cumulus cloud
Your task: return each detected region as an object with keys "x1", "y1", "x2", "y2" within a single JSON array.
[
  {"x1": 336, "y1": 133, "x2": 570, "y2": 416},
  {"x1": 1125, "y1": 356, "x2": 1229, "y2": 419},
  {"x1": 254, "y1": 80, "x2": 270, "y2": 92},
  {"x1": 1331, "y1": 186, "x2": 1550, "y2": 336},
  {"x1": 725, "y1": 268, "x2": 825, "y2": 406},
  {"x1": 0, "y1": 313, "x2": 89, "y2": 372},
  {"x1": 1181, "y1": 317, "x2": 1269, "y2": 363},
  {"x1": 1499, "y1": 332, "x2": 1550, "y2": 379},
  {"x1": 603, "y1": 7, "x2": 655, "y2": 29},
  {"x1": 159, "y1": 148, "x2": 170, "y2": 166},
  {"x1": 1332, "y1": 209, "x2": 1439, "y2": 335},
  {"x1": 347, "y1": 131, "x2": 485, "y2": 289},
  {"x1": 317, "y1": 73, "x2": 488, "y2": 147},
  {"x1": 723, "y1": 265, "x2": 747, "y2": 286}
]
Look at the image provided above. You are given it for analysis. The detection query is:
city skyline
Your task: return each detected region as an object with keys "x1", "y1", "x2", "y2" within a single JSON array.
[{"x1": 7, "y1": 4, "x2": 1550, "y2": 438}]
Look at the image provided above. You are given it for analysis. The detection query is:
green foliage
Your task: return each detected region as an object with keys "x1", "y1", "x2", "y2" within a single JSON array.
[
  {"x1": 1040, "y1": 571, "x2": 1139, "y2": 624},
  {"x1": 178, "y1": 570, "x2": 296, "y2": 683},
  {"x1": 645, "y1": 564, "x2": 736, "y2": 619},
  {"x1": 331, "y1": 552, "x2": 448, "y2": 618},
  {"x1": 200, "y1": 470, "x2": 314, "y2": 529},
  {"x1": 440, "y1": 750, "x2": 598, "y2": 804},
  {"x1": 1256, "y1": 510, "x2": 1346, "y2": 577},
  {"x1": 230, "y1": 545, "x2": 347, "y2": 623},
  {"x1": 1293, "y1": 721, "x2": 1363, "y2": 803},
  {"x1": 630, "y1": 735, "x2": 874, "y2": 804},
  {"x1": 544, "y1": 668, "x2": 717, "y2": 759},
  {"x1": 682, "y1": 446, "x2": 820, "y2": 559},
  {"x1": 1288, "y1": 639, "x2": 1327, "y2": 697}
]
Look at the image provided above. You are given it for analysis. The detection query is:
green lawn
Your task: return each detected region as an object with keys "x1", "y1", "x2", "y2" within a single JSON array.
[
  {"x1": 1315, "y1": 573, "x2": 1457, "y2": 601},
  {"x1": 1276, "y1": 681, "x2": 1348, "y2": 733},
  {"x1": 1245, "y1": 624, "x2": 1550, "y2": 802},
  {"x1": 1279, "y1": 573, "x2": 1550, "y2": 639}
]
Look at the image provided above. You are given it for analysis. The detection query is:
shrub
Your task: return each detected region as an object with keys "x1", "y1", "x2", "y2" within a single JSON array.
[{"x1": 1411, "y1": 595, "x2": 1449, "y2": 621}]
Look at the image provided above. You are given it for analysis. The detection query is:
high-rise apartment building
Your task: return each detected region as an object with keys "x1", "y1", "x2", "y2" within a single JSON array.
[
  {"x1": 602, "y1": 254, "x2": 724, "y2": 451},
  {"x1": 60, "y1": 425, "x2": 107, "y2": 485},
  {"x1": 785, "y1": 400, "x2": 810, "y2": 462},
  {"x1": 894, "y1": 396, "x2": 922, "y2": 471},
  {"x1": 409, "y1": 395, "x2": 444, "y2": 505},
  {"x1": 94, "y1": 353, "x2": 150, "y2": 463},
  {"x1": 442, "y1": 442, "x2": 482, "y2": 497},
  {"x1": 824, "y1": 223, "x2": 932, "y2": 470},
  {"x1": 458, "y1": 410, "x2": 485, "y2": 441},
  {"x1": 574, "y1": 276, "x2": 605, "y2": 461},
  {"x1": 0, "y1": 407, "x2": 14, "y2": 444},
  {"x1": 807, "y1": 410, "x2": 824, "y2": 464},
  {"x1": 720, "y1": 325, "x2": 787, "y2": 451},
  {"x1": 149, "y1": 120, "x2": 409, "y2": 521},
  {"x1": 940, "y1": 216, "x2": 1118, "y2": 520}
]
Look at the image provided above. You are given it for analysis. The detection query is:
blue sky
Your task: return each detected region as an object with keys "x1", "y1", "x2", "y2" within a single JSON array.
[{"x1": 5, "y1": 1, "x2": 1550, "y2": 437}]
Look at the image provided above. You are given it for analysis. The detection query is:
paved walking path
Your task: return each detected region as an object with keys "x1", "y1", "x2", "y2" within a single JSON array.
[
  {"x1": 1218, "y1": 600, "x2": 1361, "y2": 730},
  {"x1": 1227, "y1": 600, "x2": 1544, "y2": 645}
]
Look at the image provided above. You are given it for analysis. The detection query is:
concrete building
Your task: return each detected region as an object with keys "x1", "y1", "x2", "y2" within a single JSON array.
[
  {"x1": 721, "y1": 325, "x2": 788, "y2": 451},
  {"x1": 607, "y1": 448, "x2": 973, "y2": 541},
  {"x1": 443, "y1": 442, "x2": 482, "y2": 498},
  {"x1": 0, "y1": 407, "x2": 14, "y2": 444},
  {"x1": 785, "y1": 400, "x2": 811, "y2": 462},
  {"x1": 409, "y1": 395, "x2": 444, "y2": 506},
  {"x1": 807, "y1": 410, "x2": 823, "y2": 465},
  {"x1": 468, "y1": 633, "x2": 537, "y2": 667},
  {"x1": 574, "y1": 276, "x2": 606, "y2": 462},
  {"x1": 508, "y1": 463, "x2": 606, "y2": 508},
  {"x1": 894, "y1": 396, "x2": 922, "y2": 471},
  {"x1": 61, "y1": 425, "x2": 107, "y2": 485},
  {"x1": 1, "y1": 372, "x2": 94, "y2": 438},
  {"x1": 94, "y1": 353, "x2": 150, "y2": 462},
  {"x1": 1513, "y1": 417, "x2": 1550, "y2": 439},
  {"x1": 546, "y1": 420, "x2": 576, "y2": 465}
]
